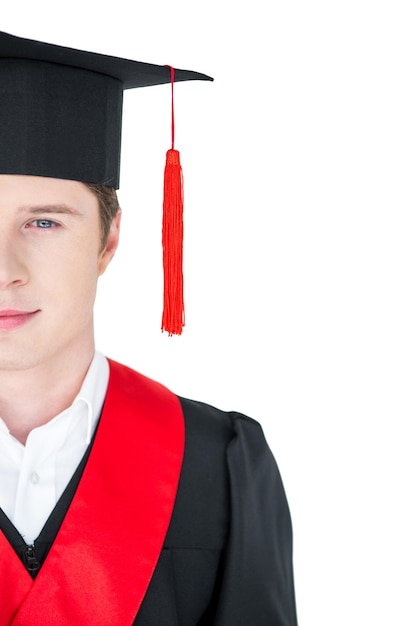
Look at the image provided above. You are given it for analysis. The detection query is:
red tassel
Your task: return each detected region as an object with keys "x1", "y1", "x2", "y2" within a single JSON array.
[
  {"x1": 161, "y1": 148, "x2": 184, "y2": 335},
  {"x1": 161, "y1": 66, "x2": 185, "y2": 336}
]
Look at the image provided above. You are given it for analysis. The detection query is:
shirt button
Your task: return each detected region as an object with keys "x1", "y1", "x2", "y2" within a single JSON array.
[{"x1": 30, "y1": 472, "x2": 40, "y2": 485}]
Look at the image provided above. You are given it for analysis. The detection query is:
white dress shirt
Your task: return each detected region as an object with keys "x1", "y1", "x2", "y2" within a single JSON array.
[{"x1": 0, "y1": 351, "x2": 109, "y2": 545}]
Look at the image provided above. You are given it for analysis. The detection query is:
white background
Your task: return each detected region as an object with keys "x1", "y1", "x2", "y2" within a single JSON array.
[{"x1": 3, "y1": 2, "x2": 418, "y2": 624}]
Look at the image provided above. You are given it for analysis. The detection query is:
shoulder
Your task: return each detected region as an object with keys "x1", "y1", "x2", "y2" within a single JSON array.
[
  {"x1": 108, "y1": 358, "x2": 267, "y2": 449},
  {"x1": 106, "y1": 358, "x2": 275, "y2": 490},
  {"x1": 165, "y1": 396, "x2": 275, "y2": 552},
  {"x1": 179, "y1": 395, "x2": 265, "y2": 440},
  {"x1": 176, "y1": 395, "x2": 278, "y2": 508},
  {"x1": 178, "y1": 395, "x2": 274, "y2": 468}
]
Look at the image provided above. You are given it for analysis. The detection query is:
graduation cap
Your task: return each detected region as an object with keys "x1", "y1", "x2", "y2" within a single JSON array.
[{"x1": 0, "y1": 31, "x2": 213, "y2": 335}]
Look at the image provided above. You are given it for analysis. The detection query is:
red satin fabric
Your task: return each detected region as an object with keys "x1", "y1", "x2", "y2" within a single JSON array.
[{"x1": 0, "y1": 359, "x2": 185, "y2": 625}]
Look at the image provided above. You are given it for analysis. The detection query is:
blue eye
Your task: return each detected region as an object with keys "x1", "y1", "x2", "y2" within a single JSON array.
[{"x1": 34, "y1": 219, "x2": 56, "y2": 228}]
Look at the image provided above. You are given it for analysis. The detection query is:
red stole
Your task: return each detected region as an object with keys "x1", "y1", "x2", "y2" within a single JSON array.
[{"x1": 0, "y1": 359, "x2": 185, "y2": 625}]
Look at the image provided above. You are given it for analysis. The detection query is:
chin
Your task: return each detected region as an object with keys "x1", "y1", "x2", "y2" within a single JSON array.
[{"x1": 0, "y1": 349, "x2": 43, "y2": 372}]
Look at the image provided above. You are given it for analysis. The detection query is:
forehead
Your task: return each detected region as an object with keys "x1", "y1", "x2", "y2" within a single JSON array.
[{"x1": 0, "y1": 175, "x2": 99, "y2": 212}]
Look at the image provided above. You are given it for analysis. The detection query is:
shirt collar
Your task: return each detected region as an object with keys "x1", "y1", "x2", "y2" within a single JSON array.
[{"x1": 72, "y1": 351, "x2": 109, "y2": 443}]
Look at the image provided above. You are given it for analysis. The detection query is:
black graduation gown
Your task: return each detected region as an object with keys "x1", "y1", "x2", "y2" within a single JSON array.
[{"x1": 0, "y1": 395, "x2": 297, "y2": 625}]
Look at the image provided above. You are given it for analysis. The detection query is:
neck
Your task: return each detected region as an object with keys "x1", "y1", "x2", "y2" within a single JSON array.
[{"x1": 0, "y1": 344, "x2": 95, "y2": 445}]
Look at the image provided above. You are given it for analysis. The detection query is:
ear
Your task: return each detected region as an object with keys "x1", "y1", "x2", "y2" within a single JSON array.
[{"x1": 98, "y1": 210, "x2": 121, "y2": 275}]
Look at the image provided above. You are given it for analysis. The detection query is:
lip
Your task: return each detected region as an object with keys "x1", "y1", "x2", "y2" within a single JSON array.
[{"x1": 0, "y1": 309, "x2": 40, "y2": 331}]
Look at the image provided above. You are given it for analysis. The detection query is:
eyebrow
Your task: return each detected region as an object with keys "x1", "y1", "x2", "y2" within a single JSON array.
[{"x1": 18, "y1": 204, "x2": 83, "y2": 216}]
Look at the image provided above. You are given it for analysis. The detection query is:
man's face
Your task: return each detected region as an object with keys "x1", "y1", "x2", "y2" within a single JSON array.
[{"x1": 0, "y1": 175, "x2": 120, "y2": 372}]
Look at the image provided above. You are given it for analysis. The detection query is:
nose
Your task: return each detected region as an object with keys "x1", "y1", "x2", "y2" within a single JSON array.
[{"x1": 0, "y1": 236, "x2": 29, "y2": 290}]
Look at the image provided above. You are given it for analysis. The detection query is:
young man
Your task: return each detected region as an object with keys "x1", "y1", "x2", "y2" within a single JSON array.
[{"x1": 0, "y1": 31, "x2": 298, "y2": 624}]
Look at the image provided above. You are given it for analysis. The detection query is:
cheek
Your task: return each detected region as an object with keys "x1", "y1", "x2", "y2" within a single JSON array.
[
  {"x1": 28, "y1": 232, "x2": 102, "y2": 305},
  {"x1": 42, "y1": 256, "x2": 100, "y2": 305}
]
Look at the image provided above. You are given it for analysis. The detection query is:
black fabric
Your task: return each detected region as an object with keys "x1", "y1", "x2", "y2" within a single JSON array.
[
  {"x1": 0, "y1": 31, "x2": 213, "y2": 89},
  {"x1": 0, "y1": 59, "x2": 123, "y2": 187},
  {"x1": 0, "y1": 397, "x2": 298, "y2": 625},
  {"x1": 0, "y1": 31, "x2": 213, "y2": 187}
]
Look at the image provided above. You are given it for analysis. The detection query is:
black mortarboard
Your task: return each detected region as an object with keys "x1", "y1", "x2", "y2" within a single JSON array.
[{"x1": 0, "y1": 30, "x2": 212, "y2": 188}]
